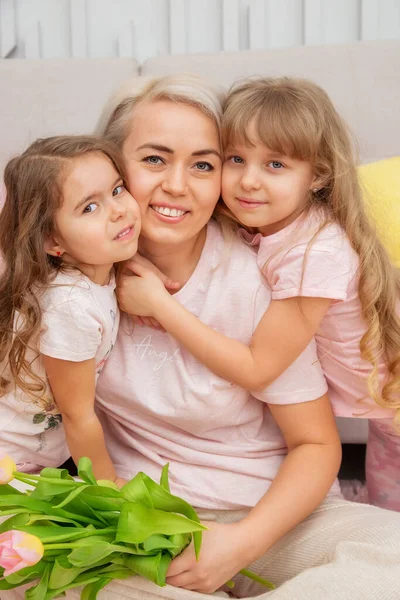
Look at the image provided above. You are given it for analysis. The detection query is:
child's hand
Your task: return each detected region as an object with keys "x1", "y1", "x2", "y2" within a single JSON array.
[
  {"x1": 121, "y1": 254, "x2": 181, "y2": 292},
  {"x1": 117, "y1": 262, "x2": 171, "y2": 318}
]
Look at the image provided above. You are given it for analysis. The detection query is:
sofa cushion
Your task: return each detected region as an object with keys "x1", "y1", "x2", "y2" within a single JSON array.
[
  {"x1": 141, "y1": 40, "x2": 400, "y2": 165},
  {"x1": 360, "y1": 157, "x2": 400, "y2": 267},
  {"x1": 0, "y1": 59, "x2": 139, "y2": 172}
]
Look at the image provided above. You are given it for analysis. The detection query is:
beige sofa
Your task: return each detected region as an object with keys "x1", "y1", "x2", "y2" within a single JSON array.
[{"x1": 1, "y1": 39, "x2": 399, "y2": 442}]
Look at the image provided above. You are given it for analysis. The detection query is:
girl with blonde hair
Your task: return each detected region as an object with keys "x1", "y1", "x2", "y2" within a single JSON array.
[
  {"x1": 0, "y1": 135, "x2": 140, "y2": 483},
  {"x1": 126, "y1": 77, "x2": 400, "y2": 512}
]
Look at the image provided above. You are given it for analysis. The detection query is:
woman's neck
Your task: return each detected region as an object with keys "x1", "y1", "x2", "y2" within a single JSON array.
[{"x1": 139, "y1": 227, "x2": 207, "y2": 284}]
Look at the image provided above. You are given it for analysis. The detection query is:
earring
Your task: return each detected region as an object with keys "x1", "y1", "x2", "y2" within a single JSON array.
[{"x1": 56, "y1": 251, "x2": 61, "y2": 257}]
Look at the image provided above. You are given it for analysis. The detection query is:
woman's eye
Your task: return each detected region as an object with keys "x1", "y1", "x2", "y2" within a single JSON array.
[
  {"x1": 195, "y1": 162, "x2": 213, "y2": 172},
  {"x1": 112, "y1": 184, "x2": 125, "y2": 197},
  {"x1": 144, "y1": 155, "x2": 163, "y2": 165},
  {"x1": 83, "y1": 202, "x2": 98, "y2": 214},
  {"x1": 268, "y1": 161, "x2": 284, "y2": 169},
  {"x1": 229, "y1": 156, "x2": 244, "y2": 164}
]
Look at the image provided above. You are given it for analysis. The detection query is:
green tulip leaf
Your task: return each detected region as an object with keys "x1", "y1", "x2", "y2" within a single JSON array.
[
  {"x1": 131, "y1": 475, "x2": 204, "y2": 558},
  {"x1": 0, "y1": 578, "x2": 34, "y2": 590},
  {"x1": 25, "y1": 514, "x2": 81, "y2": 527},
  {"x1": 0, "y1": 512, "x2": 31, "y2": 533},
  {"x1": 120, "y1": 472, "x2": 154, "y2": 508},
  {"x1": 53, "y1": 485, "x2": 90, "y2": 509},
  {"x1": 95, "y1": 511, "x2": 119, "y2": 525},
  {"x1": 160, "y1": 464, "x2": 170, "y2": 492},
  {"x1": 67, "y1": 541, "x2": 115, "y2": 567},
  {"x1": 80, "y1": 577, "x2": 112, "y2": 600},
  {"x1": 142, "y1": 534, "x2": 185, "y2": 554},
  {"x1": 39, "y1": 468, "x2": 74, "y2": 481},
  {"x1": 0, "y1": 508, "x2": 32, "y2": 517},
  {"x1": 123, "y1": 552, "x2": 172, "y2": 586},
  {"x1": 31, "y1": 479, "x2": 83, "y2": 500},
  {"x1": 0, "y1": 483, "x2": 22, "y2": 495},
  {"x1": 77, "y1": 458, "x2": 97, "y2": 486},
  {"x1": 165, "y1": 532, "x2": 192, "y2": 557},
  {"x1": 17, "y1": 526, "x2": 98, "y2": 544},
  {"x1": 0, "y1": 494, "x2": 101, "y2": 527},
  {"x1": 116, "y1": 502, "x2": 206, "y2": 545},
  {"x1": 43, "y1": 572, "x2": 101, "y2": 600},
  {"x1": 5, "y1": 560, "x2": 46, "y2": 584},
  {"x1": 25, "y1": 563, "x2": 51, "y2": 600},
  {"x1": 79, "y1": 486, "x2": 124, "y2": 511},
  {"x1": 44, "y1": 568, "x2": 131, "y2": 600},
  {"x1": 48, "y1": 555, "x2": 83, "y2": 590}
]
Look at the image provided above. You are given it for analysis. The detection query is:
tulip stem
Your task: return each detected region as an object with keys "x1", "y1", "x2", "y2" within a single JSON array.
[
  {"x1": 14, "y1": 472, "x2": 82, "y2": 486},
  {"x1": 13, "y1": 472, "x2": 40, "y2": 485},
  {"x1": 44, "y1": 542, "x2": 145, "y2": 556},
  {"x1": 239, "y1": 568, "x2": 275, "y2": 589}
]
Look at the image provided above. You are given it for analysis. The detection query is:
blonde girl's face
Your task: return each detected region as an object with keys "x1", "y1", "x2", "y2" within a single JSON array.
[
  {"x1": 122, "y1": 99, "x2": 222, "y2": 250},
  {"x1": 222, "y1": 121, "x2": 318, "y2": 236},
  {"x1": 51, "y1": 153, "x2": 141, "y2": 281}
]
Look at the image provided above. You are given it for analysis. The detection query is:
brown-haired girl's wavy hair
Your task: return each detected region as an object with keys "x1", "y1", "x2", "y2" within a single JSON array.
[
  {"x1": 0, "y1": 135, "x2": 127, "y2": 402},
  {"x1": 218, "y1": 77, "x2": 400, "y2": 420}
]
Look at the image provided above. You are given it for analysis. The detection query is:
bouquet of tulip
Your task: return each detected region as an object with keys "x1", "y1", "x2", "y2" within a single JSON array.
[{"x1": 0, "y1": 455, "x2": 274, "y2": 598}]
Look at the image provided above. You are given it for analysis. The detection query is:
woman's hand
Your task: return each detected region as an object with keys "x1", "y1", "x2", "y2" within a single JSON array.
[
  {"x1": 117, "y1": 261, "x2": 172, "y2": 319},
  {"x1": 166, "y1": 521, "x2": 251, "y2": 594}
]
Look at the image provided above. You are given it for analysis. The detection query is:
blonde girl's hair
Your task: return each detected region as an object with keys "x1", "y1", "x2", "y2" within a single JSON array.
[
  {"x1": 220, "y1": 77, "x2": 400, "y2": 419},
  {"x1": 0, "y1": 135, "x2": 127, "y2": 402}
]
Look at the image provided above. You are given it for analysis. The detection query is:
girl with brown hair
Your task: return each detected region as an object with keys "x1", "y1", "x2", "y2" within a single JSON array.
[{"x1": 0, "y1": 135, "x2": 140, "y2": 483}]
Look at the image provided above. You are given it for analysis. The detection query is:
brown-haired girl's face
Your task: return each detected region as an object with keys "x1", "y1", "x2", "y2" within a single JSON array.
[
  {"x1": 48, "y1": 152, "x2": 141, "y2": 282},
  {"x1": 122, "y1": 99, "x2": 222, "y2": 250}
]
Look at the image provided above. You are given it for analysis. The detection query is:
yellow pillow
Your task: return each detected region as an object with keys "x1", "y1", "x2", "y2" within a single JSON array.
[{"x1": 359, "y1": 157, "x2": 400, "y2": 267}]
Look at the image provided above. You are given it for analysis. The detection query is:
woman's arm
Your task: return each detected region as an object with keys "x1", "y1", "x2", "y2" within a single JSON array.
[
  {"x1": 42, "y1": 355, "x2": 123, "y2": 484},
  {"x1": 118, "y1": 262, "x2": 331, "y2": 391},
  {"x1": 238, "y1": 394, "x2": 341, "y2": 557},
  {"x1": 165, "y1": 393, "x2": 342, "y2": 593}
]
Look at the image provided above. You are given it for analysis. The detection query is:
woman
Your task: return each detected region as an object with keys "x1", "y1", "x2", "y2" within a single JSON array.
[{"x1": 93, "y1": 75, "x2": 400, "y2": 600}]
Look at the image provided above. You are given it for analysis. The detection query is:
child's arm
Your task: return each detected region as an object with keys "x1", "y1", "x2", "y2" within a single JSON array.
[
  {"x1": 118, "y1": 263, "x2": 331, "y2": 391},
  {"x1": 165, "y1": 392, "x2": 341, "y2": 592},
  {"x1": 42, "y1": 354, "x2": 123, "y2": 485}
]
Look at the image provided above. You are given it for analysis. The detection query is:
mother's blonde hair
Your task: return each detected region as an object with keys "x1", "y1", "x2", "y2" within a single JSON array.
[
  {"x1": 221, "y1": 77, "x2": 400, "y2": 419},
  {"x1": 95, "y1": 73, "x2": 225, "y2": 150}
]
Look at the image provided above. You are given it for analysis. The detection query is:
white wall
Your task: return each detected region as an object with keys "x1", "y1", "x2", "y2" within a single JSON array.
[{"x1": 1, "y1": 0, "x2": 400, "y2": 62}]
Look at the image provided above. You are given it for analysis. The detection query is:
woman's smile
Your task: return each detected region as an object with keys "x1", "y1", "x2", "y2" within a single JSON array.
[{"x1": 150, "y1": 204, "x2": 189, "y2": 223}]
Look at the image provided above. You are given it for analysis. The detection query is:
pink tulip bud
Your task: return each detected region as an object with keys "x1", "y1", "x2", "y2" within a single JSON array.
[
  {"x1": 0, "y1": 454, "x2": 16, "y2": 485},
  {"x1": 0, "y1": 530, "x2": 44, "y2": 576}
]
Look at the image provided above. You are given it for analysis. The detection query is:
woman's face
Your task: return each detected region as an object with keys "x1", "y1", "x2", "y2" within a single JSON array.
[{"x1": 122, "y1": 100, "x2": 222, "y2": 250}]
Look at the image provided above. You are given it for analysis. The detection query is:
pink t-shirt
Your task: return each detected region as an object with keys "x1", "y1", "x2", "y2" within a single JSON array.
[
  {"x1": 96, "y1": 220, "x2": 338, "y2": 510},
  {"x1": 251, "y1": 208, "x2": 395, "y2": 420}
]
